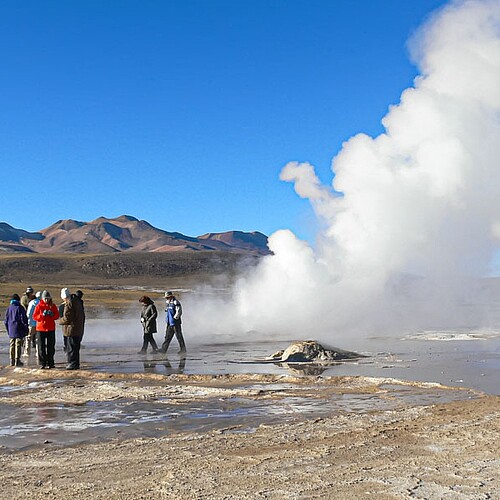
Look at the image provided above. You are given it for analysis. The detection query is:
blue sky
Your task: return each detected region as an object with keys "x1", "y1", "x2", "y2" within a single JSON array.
[{"x1": 1, "y1": 0, "x2": 447, "y2": 240}]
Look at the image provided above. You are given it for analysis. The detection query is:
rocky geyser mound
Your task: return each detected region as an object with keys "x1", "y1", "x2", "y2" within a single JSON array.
[{"x1": 267, "y1": 340, "x2": 364, "y2": 363}]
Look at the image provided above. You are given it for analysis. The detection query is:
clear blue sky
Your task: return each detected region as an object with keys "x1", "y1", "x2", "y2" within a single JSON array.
[{"x1": 1, "y1": 0, "x2": 447, "y2": 240}]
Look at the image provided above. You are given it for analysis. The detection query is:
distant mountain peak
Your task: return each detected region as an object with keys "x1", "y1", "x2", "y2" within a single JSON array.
[
  {"x1": 0, "y1": 222, "x2": 44, "y2": 243},
  {"x1": 0, "y1": 216, "x2": 269, "y2": 255},
  {"x1": 114, "y1": 214, "x2": 139, "y2": 223},
  {"x1": 44, "y1": 219, "x2": 85, "y2": 232},
  {"x1": 198, "y1": 230, "x2": 269, "y2": 252},
  {"x1": 93, "y1": 215, "x2": 139, "y2": 224}
]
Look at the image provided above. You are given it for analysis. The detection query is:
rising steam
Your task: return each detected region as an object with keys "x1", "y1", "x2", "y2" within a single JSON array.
[{"x1": 187, "y1": 0, "x2": 500, "y2": 341}]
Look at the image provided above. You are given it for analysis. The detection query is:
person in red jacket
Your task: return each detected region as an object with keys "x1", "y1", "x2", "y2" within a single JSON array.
[{"x1": 33, "y1": 290, "x2": 60, "y2": 369}]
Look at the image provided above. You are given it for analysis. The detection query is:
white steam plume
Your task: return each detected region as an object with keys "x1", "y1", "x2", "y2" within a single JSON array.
[{"x1": 187, "y1": 0, "x2": 500, "y2": 341}]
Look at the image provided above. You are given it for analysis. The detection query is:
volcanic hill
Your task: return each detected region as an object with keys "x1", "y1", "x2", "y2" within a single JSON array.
[{"x1": 0, "y1": 215, "x2": 269, "y2": 255}]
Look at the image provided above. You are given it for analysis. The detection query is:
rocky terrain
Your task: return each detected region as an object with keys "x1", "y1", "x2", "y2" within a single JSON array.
[
  {"x1": 0, "y1": 251, "x2": 259, "y2": 285},
  {"x1": 0, "y1": 250, "x2": 260, "y2": 317}
]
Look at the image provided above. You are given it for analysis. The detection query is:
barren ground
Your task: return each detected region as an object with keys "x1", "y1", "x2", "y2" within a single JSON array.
[{"x1": 0, "y1": 370, "x2": 498, "y2": 499}]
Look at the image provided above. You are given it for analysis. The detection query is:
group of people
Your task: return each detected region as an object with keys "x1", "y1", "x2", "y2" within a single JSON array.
[
  {"x1": 139, "y1": 291, "x2": 187, "y2": 355},
  {"x1": 3, "y1": 286, "x2": 85, "y2": 370},
  {"x1": 4, "y1": 287, "x2": 187, "y2": 370}
]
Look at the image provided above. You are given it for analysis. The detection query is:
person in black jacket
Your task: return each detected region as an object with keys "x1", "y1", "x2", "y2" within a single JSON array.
[
  {"x1": 60, "y1": 287, "x2": 85, "y2": 370},
  {"x1": 138, "y1": 296, "x2": 159, "y2": 354}
]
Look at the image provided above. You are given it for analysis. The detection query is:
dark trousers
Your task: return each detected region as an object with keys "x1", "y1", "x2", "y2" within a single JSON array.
[
  {"x1": 161, "y1": 323, "x2": 186, "y2": 353},
  {"x1": 140, "y1": 332, "x2": 158, "y2": 352},
  {"x1": 66, "y1": 336, "x2": 82, "y2": 369},
  {"x1": 37, "y1": 330, "x2": 56, "y2": 368}
]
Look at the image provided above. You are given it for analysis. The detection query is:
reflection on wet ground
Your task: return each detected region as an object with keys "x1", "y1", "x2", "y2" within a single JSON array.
[
  {"x1": 0, "y1": 332, "x2": 498, "y2": 451},
  {"x1": 1, "y1": 333, "x2": 498, "y2": 392},
  {"x1": 0, "y1": 380, "x2": 477, "y2": 451},
  {"x1": 52, "y1": 336, "x2": 498, "y2": 391}
]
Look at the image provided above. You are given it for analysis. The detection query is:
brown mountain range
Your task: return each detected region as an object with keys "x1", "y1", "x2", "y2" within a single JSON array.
[{"x1": 0, "y1": 215, "x2": 269, "y2": 255}]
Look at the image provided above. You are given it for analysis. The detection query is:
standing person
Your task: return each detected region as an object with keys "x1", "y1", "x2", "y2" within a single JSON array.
[
  {"x1": 138, "y1": 296, "x2": 159, "y2": 354},
  {"x1": 20, "y1": 287, "x2": 35, "y2": 310},
  {"x1": 159, "y1": 291, "x2": 186, "y2": 354},
  {"x1": 20, "y1": 287, "x2": 34, "y2": 356},
  {"x1": 59, "y1": 290, "x2": 68, "y2": 353},
  {"x1": 4, "y1": 294, "x2": 29, "y2": 367},
  {"x1": 75, "y1": 290, "x2": 86, "y2": 338},
  {"x1": 23, "y1": 291, "x2": 41, "y2": 357},
  {"x1": 59, "y1": 288, "x2": 85, "y2": 370},
  {"x1": 33, "y1": 290, "x2": 60, "y2": 369}
]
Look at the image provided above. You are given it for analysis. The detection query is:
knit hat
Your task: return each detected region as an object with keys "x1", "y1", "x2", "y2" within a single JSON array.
[
  {"x1": 165, "y1": 291, "x2": 174, "y2": 298},
  {"x1": 41, "y1": 290, "x2": 51, "y2": 300},
  {"x1": 11, "y1": 293, "x2": 20, "y2": 301},
  {"x1": 61, "y1": 287, "x2": 71, "y2": 299},
  {"x1": 35, "y1": 291, "x2": 42, "y2": 298},
  {"x1": 26, "y1": 287, "x2": 34, "y2": 293}
]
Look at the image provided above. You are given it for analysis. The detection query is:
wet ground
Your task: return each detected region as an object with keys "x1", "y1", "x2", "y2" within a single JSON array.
[
  {"x1": 2, "y1": 322, "x2": 498, "y2": 392},
  {"x1": 0, "y1": 382, "x2": 474, "y2": 450},
  {"x1": 0, "y1": 324, "x2": 498, "y2": 452}
]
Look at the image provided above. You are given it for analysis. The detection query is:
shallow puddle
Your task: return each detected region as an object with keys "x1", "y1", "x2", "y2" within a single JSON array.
[{"x1": 0, "y1": 382, "x2": 476, "y2": 451}]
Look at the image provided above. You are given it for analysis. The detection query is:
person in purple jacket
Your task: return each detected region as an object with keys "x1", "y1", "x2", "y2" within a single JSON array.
[{"x1": 4, "y1": 293, "x2": 29, "y2": 367}]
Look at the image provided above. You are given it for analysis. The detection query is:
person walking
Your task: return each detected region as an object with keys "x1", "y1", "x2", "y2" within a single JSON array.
[
  {"x1": 4, "y1": 294, "x2": 29, "y2": 367},
  {"x1": 138, "y1": 296, "x2": 159, "y2": 354},
  {"x1": 59, "y1": 288, "x2": 85, "y2": 370},
  {"x1": 33, "y1": 290, "x2": 60, "y2": 369},
  {"x1": 23, "y1": 290, "x2": 41, "y2": 357},
  {"x1": 159, "y1": 291, "x2": 186, "y2": 354}
]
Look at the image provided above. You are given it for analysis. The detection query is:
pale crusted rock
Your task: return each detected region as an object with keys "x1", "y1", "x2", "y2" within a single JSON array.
[{"x1": 267, "y1": 340, "x2": 364, "y2": 363}]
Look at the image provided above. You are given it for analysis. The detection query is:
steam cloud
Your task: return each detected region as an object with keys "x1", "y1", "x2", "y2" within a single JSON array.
[{"x1": 187, "y1": 0, "x2": 500, "y2": 341}]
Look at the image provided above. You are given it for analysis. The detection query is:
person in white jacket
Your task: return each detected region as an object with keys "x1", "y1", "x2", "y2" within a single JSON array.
[{"x1": 23, "y1": 291, "x2": 41, "y2": 357}]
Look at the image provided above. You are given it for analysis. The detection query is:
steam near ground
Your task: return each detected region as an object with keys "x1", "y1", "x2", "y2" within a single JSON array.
[{"x1": 184, "y1": 0, "x2": 500, "y2": 342}]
